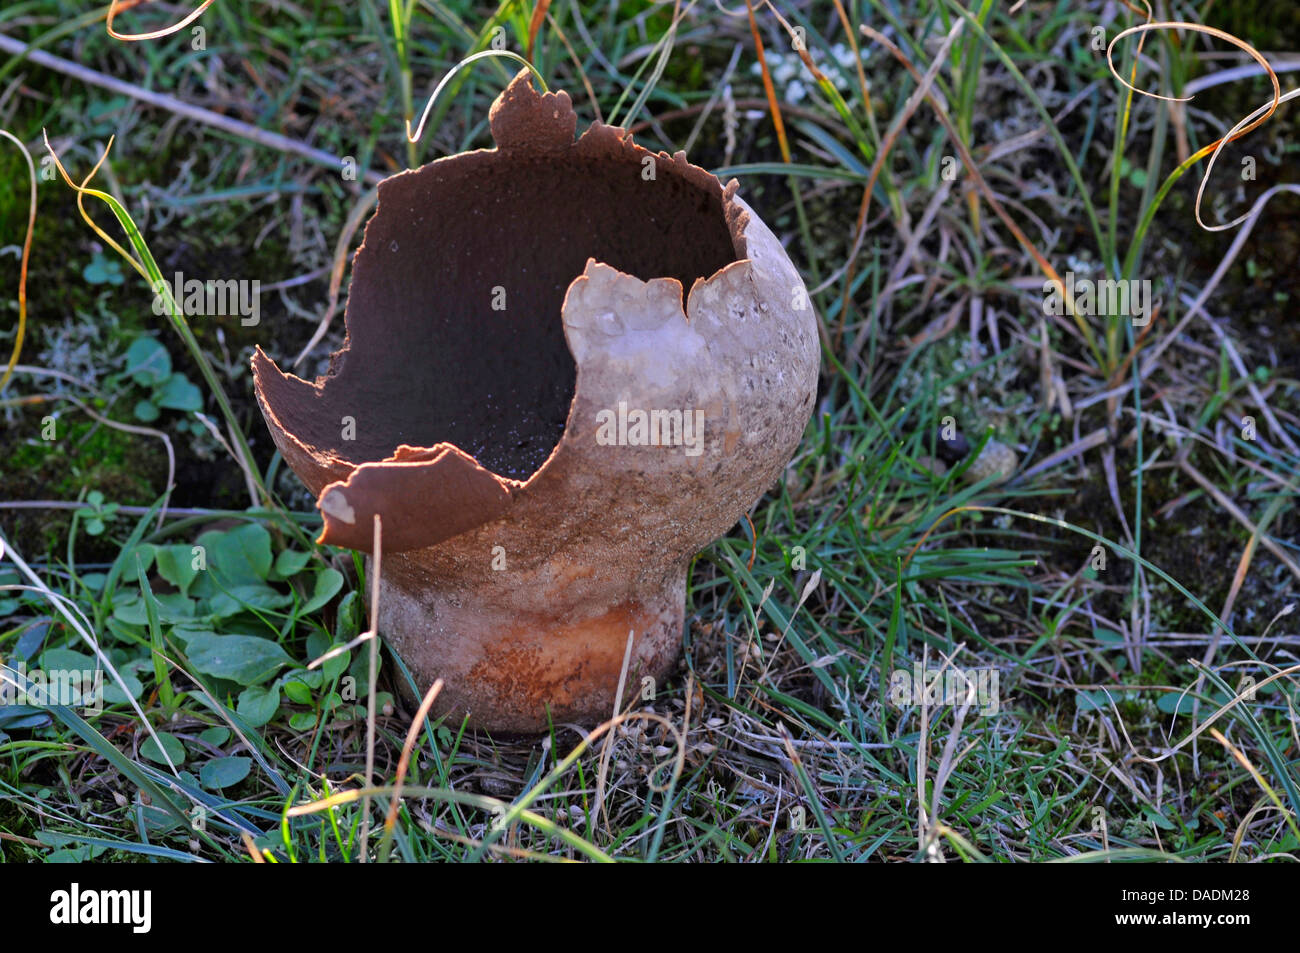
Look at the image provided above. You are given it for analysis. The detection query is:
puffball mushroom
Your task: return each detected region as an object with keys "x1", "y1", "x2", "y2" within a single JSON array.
[{"x1": 252, "y1": 70, "x2": 820, "y2": 732}]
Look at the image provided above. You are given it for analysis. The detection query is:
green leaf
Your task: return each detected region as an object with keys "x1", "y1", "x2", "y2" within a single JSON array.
[
  {"x1": 114, "y1": 595, "x2": 148, "y2": 624},
  {"x1": 272, "y1": 550, "x2": 312, "y2": 580},
  {"x1": 308, "y1": 630, "x2": 350, "y2": 683},
  {"x1": 40, "y1": 648, "x2": 95, "y2": 671},
  {"x1": 186, "y1": 632, "x2": 291, "y2": 686},
  {"x1": 102, "y1": 671, "x2": 143, "y2": 705},
  {"x1": 236, "y1": 684, "x2": 280, "y2": 727},
  {"x1": 82, "y1": 253, "x2": 124, "y2": 286},
  {"x1": 113, "y1": 592, "x2": 195, "y2": 626},
  {"x1": 208, "y1": 584, "x2": 293, "y2": 619},
  {"x1": 1157, "y1": 692, "x2": 1196, "y2": 716},
  {"x1": 201, "y1": 523, "x2": 273, "y2": 589},
  {"x1": 1074, "y1": 690, "x2": 1112, "y2": 712},
  {"x1": 140, "y1": 731, "x2": 186, "y2": 766},
  {"x1": 0, "y1": 708, "x2": 50, "y2": 730},
  {"x1": 125, "y1": 336, "x2": 171, "y2": 386},
  {"x1": 200, "y1": 757, "x2": 251, "y2": 789},
  {"x1": 153, "y1": 543, "x2": 200, "y2": 596},
  {"x1": 133, "y1": 399, "x2": 160, "y2": 422},
  {"x1": 198, "y1": 726, "x2": 230, "y2": 746},
  {"x1": 323, "y1": 648, "x2": 349, "y2": 684},
  {"x1": 1141, "y1": 805, "x2": 1177, "y2": 830},
  {"x1": 283, "y1": 678, "x2": 313, "y2": 705},
  {"x1": 301, "y1": 569, "x2": 344, "y2": 614},
  {"x1": 335, "y1": 590, "x2": 362, "y2": 641},
  {"x1": 156, "y1": 373, "x2": 203, "y2": 411},
  {"x1": 169, "y1": 627, "x2": 212, "y2": 648},
  {"x1": 288, "y1": 711, "x2": 318, "y2": 731}
]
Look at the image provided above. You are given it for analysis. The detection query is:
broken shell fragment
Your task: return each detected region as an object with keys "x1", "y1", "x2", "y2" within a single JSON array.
[{"x1": 253, "y1": 71, "x2": 820, "y2": 732}]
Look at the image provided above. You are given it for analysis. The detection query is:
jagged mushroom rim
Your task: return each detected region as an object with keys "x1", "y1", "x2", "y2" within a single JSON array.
[{"x1": 253, "y1": 70, "x2": 777, "y2": 554}]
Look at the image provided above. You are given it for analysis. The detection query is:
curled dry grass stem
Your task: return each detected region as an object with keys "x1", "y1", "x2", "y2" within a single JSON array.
[
  {"x1": 107, "y1": 0, "x2": 216, "y2": 41},
  {"x1": 0, "y1": 129, "x2": 35, "y2": 393},
  {"x1": 1106, "y1": 22, "x2": 1282, "y2": 278},
  {"x1": 406, "y1": 50, "x2": 547, "y2": 145},
  {"x1": 1195, "y1": 88, "x2": 1298, "y2": 232},
  {"x1": 40, "y1": 134, "x2": 295, "y2": 530}
]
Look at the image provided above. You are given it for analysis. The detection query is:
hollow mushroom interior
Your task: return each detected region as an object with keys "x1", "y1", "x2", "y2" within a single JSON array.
[{"x1": 277, "y1": 150, "x2": 742, "y2": 481}]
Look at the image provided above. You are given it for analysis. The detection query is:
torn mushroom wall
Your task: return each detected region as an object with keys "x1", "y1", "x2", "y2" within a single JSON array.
[{"x1": 253, "y1": 71, "x2": 820, "y2": 731}]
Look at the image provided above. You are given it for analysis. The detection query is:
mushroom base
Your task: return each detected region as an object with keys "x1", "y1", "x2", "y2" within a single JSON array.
[{"x1": 375, "y1": 558, "x2": 687, "y2": 733}]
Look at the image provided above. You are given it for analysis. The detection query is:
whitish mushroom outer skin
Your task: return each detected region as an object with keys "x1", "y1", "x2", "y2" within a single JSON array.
[{"x1": 252, "y1": 72, "x2": 821, "y2": 733}]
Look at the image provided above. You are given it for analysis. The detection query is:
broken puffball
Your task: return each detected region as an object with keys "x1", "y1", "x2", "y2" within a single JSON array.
[{"x1": 253, "y1": 71, "x2": 821, "y2": 732}]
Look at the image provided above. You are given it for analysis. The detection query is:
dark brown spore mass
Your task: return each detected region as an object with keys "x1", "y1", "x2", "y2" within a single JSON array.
[{"x1": 264, "y1": 145, "x2": 738, "y2": 481}]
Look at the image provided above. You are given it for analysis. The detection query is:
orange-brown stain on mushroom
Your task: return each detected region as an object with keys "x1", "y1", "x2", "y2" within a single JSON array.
[
  {"x1": 252, "y1": 70, "x2": 821, "y2": 732},
  {"x1": 466, "y1": 601, "x2": 662, "y2": 726}
]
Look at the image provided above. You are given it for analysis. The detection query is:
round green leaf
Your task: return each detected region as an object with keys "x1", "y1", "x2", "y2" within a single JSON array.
[
  {"x1": 140, "y1": 731, "x2": 186, "y2": 766},
  {"x1": 301, "y1": 568, "x2": 344, "y2": 614},
  {"x1": 187, "y1": 632, "x2": 292, "y2": 686},
  {"x1": 287, "y1": 711, "x2": 318, "y2": 731},
  {"x1": 283, "y1": 679, "x2": 313, "y2": 705},
  {"x1": 133, "y1": 399, "x2": 161, "y2": 422},
  {"x1": 198, "y1": 726, "x2": 230, "y2": 746},
  {"x1": 1074, "y1": 690, "x2": 1112, "y2": 712},
  {"x1": 125, "y1": 337, "x2": 171, "y2": 386},
  {"x1": 156, "y1": 373, "x2": 204, "y2": 411},
  {"x1": 272, "y1": 549, "x2": 312, "y2": 580},
  {"x1": 200, "y1": 756, "x2": 251, "y2": 790},
  {"x1": 1157, "y1": 692, "x2": 1196, "y2": 716},
  {"x1": 236, "y1": 684, "x2": 281, "y2": 727}
]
